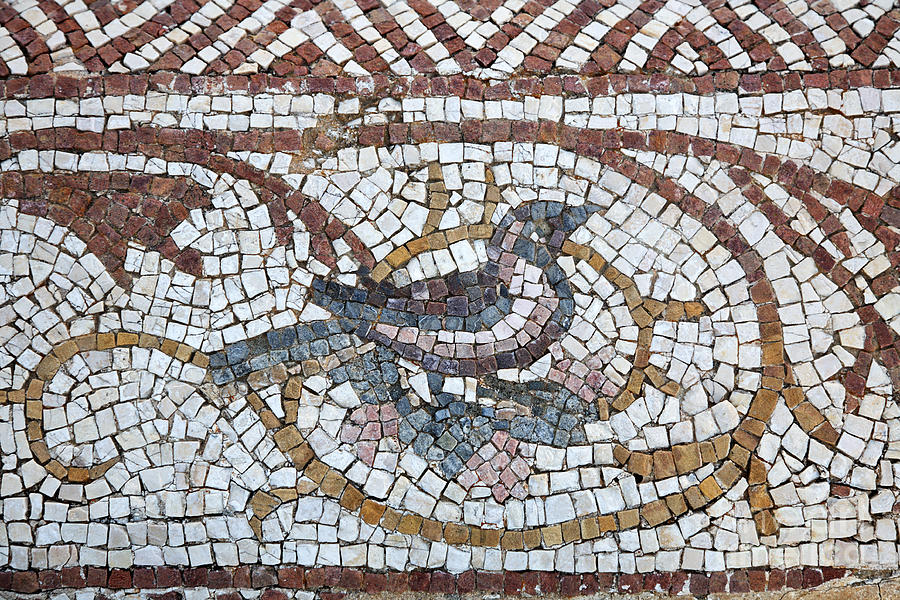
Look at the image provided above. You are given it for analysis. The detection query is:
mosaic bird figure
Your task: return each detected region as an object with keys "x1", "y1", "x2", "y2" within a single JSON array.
[{"x1": 206, "y1": 163, "x2": 703, "y2": 486}]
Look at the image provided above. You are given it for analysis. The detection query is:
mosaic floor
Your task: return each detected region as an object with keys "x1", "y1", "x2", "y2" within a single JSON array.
[{"x1": 2, "y1": 0, "x2": 900, "y2": 598}]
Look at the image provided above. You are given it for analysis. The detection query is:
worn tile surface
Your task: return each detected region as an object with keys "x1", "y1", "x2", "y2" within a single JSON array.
[{"x1": 2, "y1": 0, "x2": 900, "y2": 597}]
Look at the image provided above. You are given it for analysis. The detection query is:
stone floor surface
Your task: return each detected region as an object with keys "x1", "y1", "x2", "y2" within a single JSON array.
[{"x1": 3, "y1": 0, "x2": 900, "y2": 597}]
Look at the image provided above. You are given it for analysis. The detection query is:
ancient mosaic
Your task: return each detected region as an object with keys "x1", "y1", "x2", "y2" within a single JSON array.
[{"x1": 1, "y1": 0, "x2": 900, "y2": 597}]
